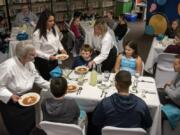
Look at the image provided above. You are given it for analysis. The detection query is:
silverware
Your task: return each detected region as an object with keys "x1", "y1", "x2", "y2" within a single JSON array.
[
  {"x1": 76, "y1": 87, "x2": 82, "y2": 95},
  {"x1": 78, "y1": 87, "x2": 83, "y2": 94},
  {"x1": 145, "y1": 91, "x2": 156, "y2": 94},
  {"x1": 139, "y1": 80, "x2": 154, "y2": 83},
  {"x1": 141, "y1": 89, "x2": 156, "y2": 94},
  {"x1": 66, "y1": 70, "x2": 73, "y2": 79},
  {"x1": 100, "y1": 90, "x2": 105, "y2": 97},
  {"x1": 104, "y1": 92, "x2": 108, "y2": 98}
]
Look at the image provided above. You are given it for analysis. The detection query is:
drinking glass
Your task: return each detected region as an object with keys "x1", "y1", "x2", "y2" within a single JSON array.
[
  {"x1": 141, "y1": 89, "x2": 146, "y2": 98},
  {"x1": 102, "y1": 71, "x2": 110, "y2": 82},
  {"x1": 97, "y1": 64, "x2": 102, "y2": 84},
  {"x1": 132, "y1": 72, "x2": 140, "y2": 93}
]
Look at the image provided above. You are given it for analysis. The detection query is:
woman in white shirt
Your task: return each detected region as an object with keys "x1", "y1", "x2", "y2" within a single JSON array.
[
  {"x1": 0, "y1": 42, "x2": 50, "y2": 135},
  {"x1": 88, "y1": 19, "x2": 117, "y2": 72},
  {"x1": 33, "y1": 10, "x2": 66, "y2": 80}
]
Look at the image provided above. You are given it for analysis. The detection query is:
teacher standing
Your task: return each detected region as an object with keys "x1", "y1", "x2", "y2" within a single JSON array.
[
  {"x1": 0, "y1": 42, "x2": 50, "y2": 135},
  {"x1": 33, "y1": 10, "x2": 66, "y2": 80},
  {"x1": 88, "y1": 19, "x2": 117, "y2": 72}
]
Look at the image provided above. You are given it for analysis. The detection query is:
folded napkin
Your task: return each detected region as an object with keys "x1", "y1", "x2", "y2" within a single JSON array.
[
  {"x1": 161, "y1": 104, "x2": 180, "y2": 129},
  {"x1": 50, "y1": 66, "x2": 62, "y2": 78}
]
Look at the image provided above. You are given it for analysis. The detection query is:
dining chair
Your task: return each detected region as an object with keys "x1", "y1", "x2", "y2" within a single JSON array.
[
  {"x1": 102, "y1": 126, "x2": 147, "y2": 135},
  {"x1": 117, "y1": 28, "x2": 130, "y2": 53},
  {"x1": 141, "y1": 61, "x2": 145, "y2": 76},
  {"x1": 39, "y1": 121, "x2": 85, "y2": 135},
  {"x1": 155, "y1": 53, "x2": 178, "y2": 88}
]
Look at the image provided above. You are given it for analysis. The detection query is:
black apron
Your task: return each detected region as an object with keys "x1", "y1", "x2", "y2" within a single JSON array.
[
  {"x1": 94, "y1": 46, "x2": 117, "y2": 72},
  {"x1": 0, "y1": 100, "x2": 35, "y2": 135},
  {"x1": 34, "y1": 57, "x2": 58, "y2": 81}
]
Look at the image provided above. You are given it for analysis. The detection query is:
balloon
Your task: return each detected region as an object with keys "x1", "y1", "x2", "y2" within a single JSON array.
[
  {"x1": 156, "y1": 0, "x2": 167, "y2": 6},
  {"x1": 145, "y1": 25, "x2": 154, "y2": 36}
]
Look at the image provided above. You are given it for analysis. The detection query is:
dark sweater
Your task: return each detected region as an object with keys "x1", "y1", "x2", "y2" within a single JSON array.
[
  {"x1": 114, "y1": 23, "x2": 127, "y2": 40},
  {"x1": 92, "y1": 93, "x2": 152, "y2": 135},
  {"x1": 41, "y1": 98, "x2": 80, "y2": 124},
  {"x1": 72, "y1": 56, "x2": 91, "y2": 69},
  {"x1": 164, "y1": 45, "x2": 180, "y2": 54},
  {"x1": 165, "y1": 27, "x2": 175, "y2": 38}
]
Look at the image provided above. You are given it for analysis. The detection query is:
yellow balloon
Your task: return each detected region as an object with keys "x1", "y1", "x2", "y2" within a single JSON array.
[{"x1": 149, "y1": 14, "x2": 168, "y2": 35}]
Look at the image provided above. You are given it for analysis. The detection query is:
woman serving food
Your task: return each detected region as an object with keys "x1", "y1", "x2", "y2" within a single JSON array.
[{"x1": 0, "y1": 42, "x2": 50, "y2": 135}]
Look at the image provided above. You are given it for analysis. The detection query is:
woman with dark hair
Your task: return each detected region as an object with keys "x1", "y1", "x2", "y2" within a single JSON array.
[
  {"x1": 114, "y1": 41, "x2": 142, "y2": 75},
  {"x1": 33, "y1": 9, "x2": 67, "y2": 80},
  {"x1": 114, "y1": 14, "x2": 128, "y2": 40},
  {"x1": 70, "y1": 15, "x2": 85, "y2": 55}
]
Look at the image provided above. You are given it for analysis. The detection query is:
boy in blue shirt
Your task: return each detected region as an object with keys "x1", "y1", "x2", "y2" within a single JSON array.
[{"x1": 72, "y1": 44, "x2": 93, "y2": 69}]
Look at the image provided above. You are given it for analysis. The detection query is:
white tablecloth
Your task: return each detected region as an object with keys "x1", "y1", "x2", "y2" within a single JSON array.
[
  {"x1": 144, "y1": 37, "x2": 173, "y2": 74},
  {"x1": 41, "y1": 71, "x2": 161, "y2": 135},
  {"x1": 59, "y1": 72, "x2": 161, "y2": 135}
]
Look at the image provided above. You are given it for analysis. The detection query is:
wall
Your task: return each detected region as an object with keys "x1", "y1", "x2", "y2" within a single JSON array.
[{"x1": 147, "y1": 0, "x2": 180, "y2": 23}]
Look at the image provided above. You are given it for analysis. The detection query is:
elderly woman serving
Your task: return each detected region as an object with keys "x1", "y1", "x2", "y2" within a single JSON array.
[{"x1": 0, "y1": 42, "x2": 50, "y2": 135}]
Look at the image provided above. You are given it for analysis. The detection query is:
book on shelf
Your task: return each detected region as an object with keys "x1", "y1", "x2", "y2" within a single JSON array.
[{"x1": 0, "y1": 0, "x2": 5, "y2": 5}]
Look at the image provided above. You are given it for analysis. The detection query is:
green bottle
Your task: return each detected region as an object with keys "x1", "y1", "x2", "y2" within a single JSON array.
[{"x1": 89, "y1": 65, "x2": 97, "y2": 86}]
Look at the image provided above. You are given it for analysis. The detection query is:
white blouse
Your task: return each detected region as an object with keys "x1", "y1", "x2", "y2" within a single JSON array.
[
  {"x1": 33, "y1": 28, "x2": 64, "y2": 60},
  {"x1": 0, "y1": 57, "x2": 50, "y2": 103},
  {"x1": 93, "y1": 31, "x2": 115, "y2": 64}
]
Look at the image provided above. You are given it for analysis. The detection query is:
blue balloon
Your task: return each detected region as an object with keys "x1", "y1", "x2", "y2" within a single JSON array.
[
  {"x1": 156, "y1": 0, "x2": 167, "y2": 6},
  {"x1": 145, "y1": 25, "x2": 154, "y2": 36}
]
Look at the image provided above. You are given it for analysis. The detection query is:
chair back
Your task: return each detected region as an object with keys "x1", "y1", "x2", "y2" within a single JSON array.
[
  {"x1": 155, "y1": 53, "x2": 178, "y2": 88},
  {"x1": 39, "y1": 121, "x2": 83, "y2": 135},
  {"x1": 117, "y1": 28, "x2": 130, "y2": 53},
  {"x1": 141, "y1": 61, "x2": 145, "y2": 76},
  {"x1": 64, "y1": 22, "x2": 71, "y2": 30},
  {"x1": 102, "y1": 126, "x2": 146, "y2": 135}
]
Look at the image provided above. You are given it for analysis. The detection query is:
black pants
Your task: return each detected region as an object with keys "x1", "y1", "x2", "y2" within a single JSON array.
[
  {"x1": 100, "y1": 46, "x2": 117, "y2": 72},
  {"x1": 34, "y1": 57, "x2": 58, "y2": 81},
  {"x1": 0, "y1": 100, "x2": 35, "y2": 135},
  {"x1": 158, "y1": 88, "x2": 175, "y2": 105}
]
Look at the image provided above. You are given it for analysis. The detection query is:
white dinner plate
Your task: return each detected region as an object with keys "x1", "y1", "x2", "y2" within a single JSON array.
[
  {"x1": 18, "y1": 92, "x2": 40, "y2": 107},
  {"x1": 56, "y1": 54, "x2": 69, "y2": 61},
  {"x1": 67, "y1": 83, "x2": 79, "y2": 93},
  {"x1": 75, "y1": 66, "x2": 89, "y2": 74}
]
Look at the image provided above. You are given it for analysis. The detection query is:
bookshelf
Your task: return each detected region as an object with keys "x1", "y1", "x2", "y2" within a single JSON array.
[{"x1": 2, "y1": 0, "x2": 115, "y2": 30}]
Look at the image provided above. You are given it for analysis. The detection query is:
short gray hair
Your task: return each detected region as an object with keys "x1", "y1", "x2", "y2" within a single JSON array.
[{"x1": 15, "y1": 41, "x2": 35, "y2": 58}]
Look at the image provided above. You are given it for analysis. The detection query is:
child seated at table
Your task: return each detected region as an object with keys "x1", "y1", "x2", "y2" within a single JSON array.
[
  {"x1": 114, "y1": 41, "x2": 143, "y2": 75},
  {"x1": 164, "y1": 27, "x2": 180, "y2": 54},
  {"x1": 72, "y1": 44, "x2": 93, "y2": 69},
  {"x1": 165, "y1": 19, "x2": 180, "y2": 38},
  {"x1": 41, "y1": 77, "x2": 86, "y2": 126}
]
